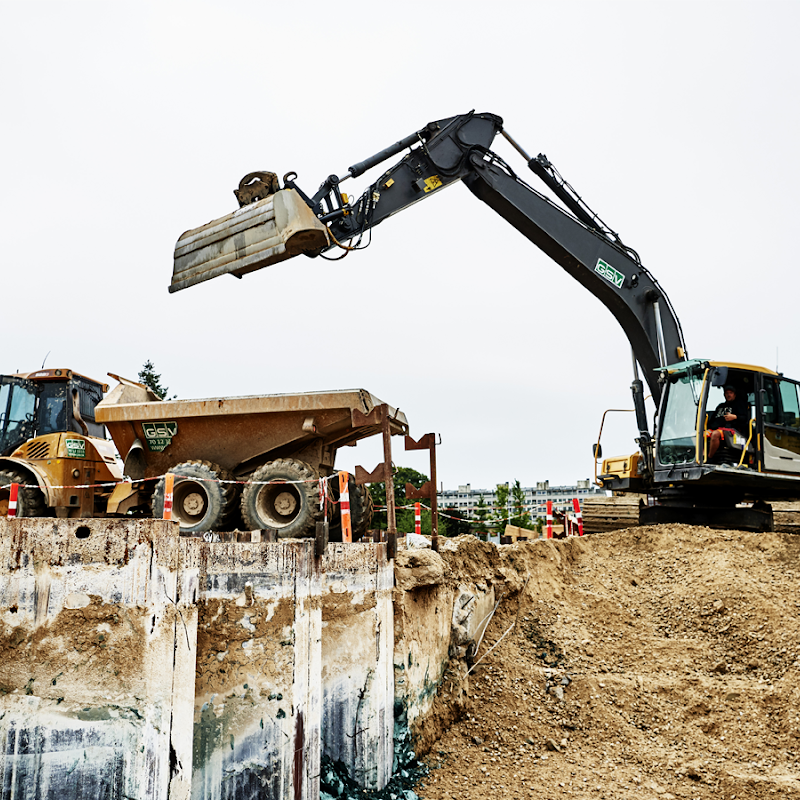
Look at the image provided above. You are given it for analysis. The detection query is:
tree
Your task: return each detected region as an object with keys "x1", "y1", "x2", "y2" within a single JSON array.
[
  {"x1": 442, "y1": 506, "x2": 472, "y2": 537},
  {"x1": 368, "y1": 466, "x2": 429, "y2": 530},
  {"x1": 138, "y1": 360, "x2": 174, "y2": 400},
  {"x1": 510, "y1": 479, "x2": 534, "y2": 529},
  {"x1": 474, "y1": 494, "x2": 490, "y2": 539},
  {"x1": 490, "y1": 482, "x2": 510, "y2": 532}
]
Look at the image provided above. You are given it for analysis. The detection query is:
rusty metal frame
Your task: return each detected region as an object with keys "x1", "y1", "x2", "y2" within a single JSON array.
[
  {"x1": 404, "y1": 433, "x2": 440, "y2": 552},
  {"x1": 353, "y1": 404, "x2": 398, "y2": 559}
]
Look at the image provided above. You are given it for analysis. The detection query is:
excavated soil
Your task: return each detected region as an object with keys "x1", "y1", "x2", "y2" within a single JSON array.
[{"x1": 415, "y1": 525, "x2": 800, "y2": 799}]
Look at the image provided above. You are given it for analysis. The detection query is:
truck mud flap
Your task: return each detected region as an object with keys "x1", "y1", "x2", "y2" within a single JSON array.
[{"x1": 170, "y1": 189, "x2": 329, "y2": 293}]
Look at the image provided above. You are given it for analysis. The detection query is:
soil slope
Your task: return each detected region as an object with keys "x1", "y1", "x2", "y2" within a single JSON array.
[{"x1": 416, "y1": 525, "x2": 800, "y2": 799}]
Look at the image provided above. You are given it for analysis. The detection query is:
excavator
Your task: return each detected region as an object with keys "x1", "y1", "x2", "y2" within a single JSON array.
[{"x1": 170, "y1": 110, "x2": 800, "y2": 532}]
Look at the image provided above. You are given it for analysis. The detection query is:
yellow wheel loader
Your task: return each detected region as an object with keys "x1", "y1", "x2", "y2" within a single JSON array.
[{"x1": 0, "y1": 369, "x2": 147, "y2": 518}]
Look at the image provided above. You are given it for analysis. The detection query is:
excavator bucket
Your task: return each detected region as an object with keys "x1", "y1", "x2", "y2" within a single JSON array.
[{"x1": 169, "y1": 189, "x2": 329, "y2": 293}]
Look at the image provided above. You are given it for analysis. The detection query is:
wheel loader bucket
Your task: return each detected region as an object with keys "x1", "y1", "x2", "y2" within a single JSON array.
[{"x1": 170, "y1": 189, "x2": 329, "y2": 293}]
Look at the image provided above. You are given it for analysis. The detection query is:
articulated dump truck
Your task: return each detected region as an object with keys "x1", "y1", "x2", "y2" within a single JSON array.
[{"x1": 0, "y1": 370, "x2": 407, "y2": 538}]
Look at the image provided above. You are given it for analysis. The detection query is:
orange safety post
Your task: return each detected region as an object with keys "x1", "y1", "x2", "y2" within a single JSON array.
[
  {"x1": 572, "y1": 497, "x2": 584, "y2": 536},
  {"x1": 415, "y1": 502, "x2": 421, "y2": 535},
  {"x1": 163, "y1": 473, "x2": 175, "y2": 521},
  {"x1": 339, "y1": 471, "x2": 352, "y2": 543},
  {"x1": 546, "y1": 500, "x2": 553, "y2": 539},
  {"x1": 7, "y1": 483, "x2": 19, "y2": 517}
]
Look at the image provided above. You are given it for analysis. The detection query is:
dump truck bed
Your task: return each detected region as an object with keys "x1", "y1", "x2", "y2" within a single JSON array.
[{"x1": 96, "y1": 386, "x2": 407, "y2": 479}]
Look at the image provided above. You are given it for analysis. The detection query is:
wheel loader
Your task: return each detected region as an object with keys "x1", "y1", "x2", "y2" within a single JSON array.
[{"x1": 0, "y1": 369, "x2": 135, "y2": 519}]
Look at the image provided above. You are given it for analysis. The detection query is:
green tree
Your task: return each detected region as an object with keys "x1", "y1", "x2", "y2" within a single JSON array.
[
  {"x1": 442, "y1": 506, "x2": 472, "y2": 537},
  {"x1": 138, "y1": 360, "x2": 174, "y2": 400},
  {"x1": 474, "y1": 494, "x2": 490, "y2": 539},
  {"x1": 510, "y1": 479, "x2": 534, "y2": 529},
  {"x1": 368, "y1": 466, "x2": 429, "y2": 530},
  {"x1": 490, "y1": 482, "x2": 510, "y2": 531}
]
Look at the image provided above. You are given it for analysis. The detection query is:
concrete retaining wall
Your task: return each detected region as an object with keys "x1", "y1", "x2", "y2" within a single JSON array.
[
  {"x1": 0, "y1": 518, "x2": 196, "y2": 800},
  {"x1": 186, "y1": 537, "x2": 321, "y2": 800},
  {"x1": 0, "y1": 520, "x2": 473, "y2": 799},
  {"x1": 321, "y1": 543, "x2": 393, "y2": 790}
]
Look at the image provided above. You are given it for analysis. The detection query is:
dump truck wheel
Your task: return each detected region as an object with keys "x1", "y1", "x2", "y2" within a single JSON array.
[
  {"x1": 151, "y1": 461, "x2": 236, "y2": 533},
  {"x1": 241, "y1": 458, "x2": 321, "y2": 538},
  {"x1": 327, "y1": 478, "x2": 374, "y2": 542},
  {"x1": 0, "y1": 469, "x2": 47, "y2": 518}
]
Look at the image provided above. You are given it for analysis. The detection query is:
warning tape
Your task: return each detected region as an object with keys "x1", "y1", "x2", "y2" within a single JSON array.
[
  {"x1": 1, "y1": 473, "x2": 557, "y2": 532},
  {"x1": 0, "y1": 469, "x2": 355, "y2": 493},
  {"x1": 376, "y1": 501, "x2": 526, "y2": 528}
]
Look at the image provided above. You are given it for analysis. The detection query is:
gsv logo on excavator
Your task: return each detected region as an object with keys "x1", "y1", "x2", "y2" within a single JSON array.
[{"x1": 595, "y1": 258, "x2": 625, "y2": 289}]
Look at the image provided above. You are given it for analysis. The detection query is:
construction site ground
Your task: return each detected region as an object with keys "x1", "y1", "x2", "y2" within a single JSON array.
[{"x1": 413, "y1": 525, "x2": 800, "y2": 800}]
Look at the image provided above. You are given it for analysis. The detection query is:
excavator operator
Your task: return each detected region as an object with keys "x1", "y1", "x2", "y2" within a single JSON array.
[{"x1": 706, "y1": 384, "x2": 749, "y2": 461}]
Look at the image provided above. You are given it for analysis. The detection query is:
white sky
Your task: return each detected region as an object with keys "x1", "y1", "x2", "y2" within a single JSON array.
[{"x1": 2, "y1": 0, "x2": 798, "y2": 491}]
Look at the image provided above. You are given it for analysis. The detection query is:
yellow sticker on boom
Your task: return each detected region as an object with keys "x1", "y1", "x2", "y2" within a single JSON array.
[{"x1": 423, "y1": 175, "x2": 443, "y2": 193}]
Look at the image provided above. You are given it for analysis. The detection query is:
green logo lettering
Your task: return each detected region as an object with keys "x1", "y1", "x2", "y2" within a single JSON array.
[
  {"x1": 595, "y1": 258, "x2": 625, "y2": 289},
  {"x1": 65, "y1": 438, "x2": 86, "y2": 459},
  {"x1": 142, "y1": 421, "x2": 178, "y2": 452}
]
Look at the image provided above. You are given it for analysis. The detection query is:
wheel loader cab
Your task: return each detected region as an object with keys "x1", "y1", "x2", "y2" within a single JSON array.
[
  {"x1": 0, "y1": 370, "x2": 107, "y2": 456},
  {"x1": 35, "y1": 375, "x2": 105, "y2": 438}
]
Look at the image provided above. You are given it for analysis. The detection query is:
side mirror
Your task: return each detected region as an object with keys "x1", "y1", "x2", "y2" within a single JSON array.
[
  {"x1": 592, "y1": 443, "x2": 603, "y2": 459},
  {"x1": 711, "y1": 366, "x2": 728, "y2": 387}
]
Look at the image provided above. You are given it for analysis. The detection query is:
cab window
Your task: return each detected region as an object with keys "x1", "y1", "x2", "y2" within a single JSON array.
[
  {"x1": 763, "y1": 378, "x2": 800, "y2": 428},
  {"x1": 658, "y1": 371, "x2": 703, "y2": 464},
  {"x1": 0, "y1": 378, "x2": 37, "y2": 455},
  {"x1": 779, "y1": 381, "x2": 800, "y2": 428},
  {"x1": 37, "y1": 382, "x2": 68, "y2": 435}
]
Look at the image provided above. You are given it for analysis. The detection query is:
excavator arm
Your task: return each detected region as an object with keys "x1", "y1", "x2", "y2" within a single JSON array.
[{"x1": 172, "y1": 110, "x2": 689, "y2": 406}]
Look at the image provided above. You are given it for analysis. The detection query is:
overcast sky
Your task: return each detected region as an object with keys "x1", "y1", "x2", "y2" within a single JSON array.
[{"x1": 2, "y1": 1, "x2": 797, "y2": 491}]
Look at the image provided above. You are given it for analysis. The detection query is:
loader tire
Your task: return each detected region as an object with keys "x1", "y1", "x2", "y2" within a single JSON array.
[
  {"x1": 151, "y1": 461, "x2": 236, "y2": 534},
  {"x1": 0, "y1": 469, "x2": 47, "y2": 518},
  {"x1": 328, "y1": 477, "x2": 374, "y2": 542},
  {"x1": 241, "y1": 458, "x2": 321, "y2": 538}
]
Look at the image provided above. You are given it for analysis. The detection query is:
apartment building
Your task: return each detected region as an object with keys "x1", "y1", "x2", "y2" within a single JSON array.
[{"x1": 437, "y1": 479, "x2": 606, "y2": 521}]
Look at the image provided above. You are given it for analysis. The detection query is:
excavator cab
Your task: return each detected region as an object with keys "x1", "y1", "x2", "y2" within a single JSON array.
[
  {"x1": 598, "y1": 360, "x2": 800, "y2": 530},
  {"x1": 656, "y1": 362, "x2": 759, "y2": 470}
]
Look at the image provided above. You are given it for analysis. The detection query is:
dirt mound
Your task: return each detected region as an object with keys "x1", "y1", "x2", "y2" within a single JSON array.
[{"x1": 416, "y1": 526, "x2": 800, "y2": 799}]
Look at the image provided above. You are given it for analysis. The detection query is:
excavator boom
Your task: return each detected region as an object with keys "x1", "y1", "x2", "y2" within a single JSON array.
[{"x1": 170, "y1": 111, "x2": 686, "y2": 403}]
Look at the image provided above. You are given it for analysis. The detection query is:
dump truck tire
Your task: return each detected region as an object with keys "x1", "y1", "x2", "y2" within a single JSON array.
[
  {"x1": 0, "y1": 469, "x2": 47, "y2": 518},
  {"x1": 328, "y1": 478, "x2": 374, "y2": 542},
  {"x1": 241, "y1": 458, "x2": 321, "y2": 538},
  {"x1": 151, "y1": 460, "x2": 236, "y2": 533}
]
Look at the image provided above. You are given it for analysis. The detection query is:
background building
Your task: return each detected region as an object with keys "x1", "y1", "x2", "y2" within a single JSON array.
[{"x1": 437, "y1": 479, "x2": 607, "y2": 521}]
